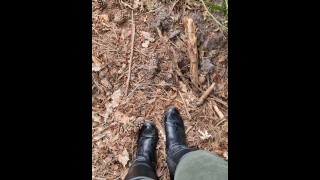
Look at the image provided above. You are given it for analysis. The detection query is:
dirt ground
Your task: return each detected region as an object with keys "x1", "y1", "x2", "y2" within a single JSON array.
[{"x1": 92, "y1": 0, "x2": 228, "y2": 179}]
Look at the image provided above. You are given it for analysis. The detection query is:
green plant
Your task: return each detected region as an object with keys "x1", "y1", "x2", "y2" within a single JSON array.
[
  {"x1": 200, "y1": 0, "x2": 228, "y2": 29},
  {"x1": 205, "y1": 0, "x2": 228, "y2": 15}
]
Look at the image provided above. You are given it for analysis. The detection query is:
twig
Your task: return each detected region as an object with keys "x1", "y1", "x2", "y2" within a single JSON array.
[
  {"x1": 92, "y1": 74, "x2": 106, "y2": 99},
  {"x1": 169, "y1": 0, "x2": 180, "y2": 14},
  {"x1": 126, "y1": 79, "x2": 144, "y2": 99},
  {"x1": 174, "y1": 99, "x2": 184, "y2": 104},
  {"x1": 209, "y1": 97, "x2": 228, "y2": 107},
  {"x1": 92, "y1": 39, "x2": 110, "y2": 49},
  {"x1": 213, "y1": 101, "x2": 225, "y2": 119},
  {"x1": 145, "y1": 103, "x2": 156, "y2": 120},
  {"x1": 186, "y1": 125, "x2": 193, "y2": 134},
  {"x1": 134, "y1": 48, "x2": 148, "y2": 57},
  {"x1": 156, "y1": 27, "x2": 167, "y2": 43},
  {"x1": 111, "y1": 23, "x2": 118, "y2": 39},
  {"x1": 178, "y1": 91, "x2": 192, "y2": 120},
  {"x1": 137, "y1": 82, "x2": 173, "y2": 86},
  {"x1": 125, "y1": 10, "x2": 135, "y2": 96},
  {"x1": 184, "y1": 16, "x2": 199, "y2": 87},
  {"x1": 170, "y1": 47, "x2": 192, "y2": 91},
  {"x1": 92, "y1": 55, "x2": 102, "y2": 66},
  {"x1": 215, "y1": 118, "x2": 227, "y2": 128},
  {"x1": 169, "y1": 40, "x2": 179, "y2": 49},
  {"x1": 117, "y1": 69, "x2": 128, "y2": 80},
  {"x1": 200, "y1": 0, "x2": 228, "y2": 29},
  {"x1": 159, "y1": 97, "x2": 176, "y2": 103},
  {"x1": 196, "y1": 82, "x2": 215, "y2": 106},
  {"x1": 93, "y1": 177, "x2": 106, "y2": 180},
  {"x1": 92, "y1": 27, "x2": 99, "y2": 35},
  {"x1": 120, "y1": 0, "x2": 133, "y2": 10}
]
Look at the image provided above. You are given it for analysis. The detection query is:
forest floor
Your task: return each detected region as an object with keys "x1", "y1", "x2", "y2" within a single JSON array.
[{"x1": 92, "y1": 0, "x2": 228, "y2": 179}]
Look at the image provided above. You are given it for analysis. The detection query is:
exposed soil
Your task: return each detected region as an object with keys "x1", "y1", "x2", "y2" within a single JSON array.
[{"x1": 92, "y1": 0, "x2": 228, "y2": 179}]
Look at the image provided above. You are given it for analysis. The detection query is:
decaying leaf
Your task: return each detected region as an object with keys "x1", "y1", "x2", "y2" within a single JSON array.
[
  {"x1": 133, "y1": 0, "x2": 145, "y2": 11},
  {"x1": 147, "y1": 98, "x2": 156, "y2": 104},
  {"x1": 142, "y1": 40, "x2": 150, "y2": 48},
  {"x1": 158, "y1": 80, "x2": 167, "y2": 86},
  {"x1": 92, "y1": 55, "x2": 102, "y2": 66},
  {"x1": 118, "y1": 149, "x2": 130, "y2": 168},
  {"x1": 92, "y1": 112, "x2": 102, "y2": 123},
  {"x1": 198, "y1": 129, "x2": 212, "y2": 140},
  {"x1": 104, "y1": 88, "x2": 123, "y2": 122},
  {"x1": 141, "y1": 31, "x2": 155, "y2": 42},
  {"x1": 92, "y1": 1, "x2": 228, "y2": 179},
  {"x1": 99, "y1": 14, "x2": 109, "y2": 23},
  {"x1": 111, "y1": 164, "x2": 119, "y2": 170},
  {"x1": 93, "y1": 131, "x2": 108, "y2": 141},
  {"x1": 179, "y1": 81, "x2": 188, "y2": 93},
  {"x1": 92, "y1": 63, "x2": 101, "y2": 72},
  {"x1": 114, "y1": 110, "x2": 130, "y2": 125}
]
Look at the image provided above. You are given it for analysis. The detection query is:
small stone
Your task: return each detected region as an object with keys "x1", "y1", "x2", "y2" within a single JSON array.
[{"x1": 199, "y1": 76, "x2": 206, "y2": 84}]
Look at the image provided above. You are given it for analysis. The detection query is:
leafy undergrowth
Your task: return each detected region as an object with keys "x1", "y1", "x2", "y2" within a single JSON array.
[{"x1": 92, "y1": 0, "x2": 228, "y2": 179}]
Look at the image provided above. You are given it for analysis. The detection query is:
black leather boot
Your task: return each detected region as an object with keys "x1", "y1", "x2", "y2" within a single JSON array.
[
  {"x1": 164, "y1": 107, "x2": 195, "y2": 180},
  {"x1": 124, "y1": 121, "x2": 159, "y2": 180}
]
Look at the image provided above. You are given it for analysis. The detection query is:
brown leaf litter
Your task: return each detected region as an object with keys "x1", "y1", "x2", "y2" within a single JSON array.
[{"x1": 93, "y1": 0, "x2": 228, "y2": 179}]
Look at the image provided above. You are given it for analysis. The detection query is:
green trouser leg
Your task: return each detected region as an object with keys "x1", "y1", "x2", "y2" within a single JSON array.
[
  {"x1": 127, "y1": 150, "x2": 228, "y2": 180},
  {"x1": 174, "y1": 150, "x2": 228, "y2": 180}
]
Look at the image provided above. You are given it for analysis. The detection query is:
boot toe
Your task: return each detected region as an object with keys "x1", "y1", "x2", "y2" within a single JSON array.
[
  {"x1": 140, "y1": 121, "x2": 157, "y2": 138},
  {"x1": 165, "y1": 107, "x2": 179, "y2": 120}
]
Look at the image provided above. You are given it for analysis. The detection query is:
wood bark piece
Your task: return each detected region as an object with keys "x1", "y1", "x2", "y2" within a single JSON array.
[
  {"x1": 196, "y1": 82, "x2": 215, "y2": 106},
  {"x1": 213, "y1": 101, "x2": 225, "y2": 119},
  {"x1": 184, "y1": 16, "x2": 199, "y2": 87}
]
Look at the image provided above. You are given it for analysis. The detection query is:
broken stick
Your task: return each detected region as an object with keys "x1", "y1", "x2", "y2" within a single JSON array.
[
  {"x1": 196, "y1": 82, "x2": 215, "y2": 106},
  {"x1": 184, "y1": 16, "x2": 199, "y2": 87},
  {"x1": 125, "y1": 10, "x2": 135, "y2": 96},
  {"x1": 213, "y1": 101, "x2": 225, "y2": 119}
]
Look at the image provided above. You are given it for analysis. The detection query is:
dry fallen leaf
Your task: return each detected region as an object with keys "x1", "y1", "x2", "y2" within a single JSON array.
[
  {"x1": 92, "y1": 63, "x2": 101, "y2": 72},
  {"x1": 141, "y1": 31, "x2": 155, "y2": 42},
  {"x1": 142, "y1": 40, "x2": 150, "y2": 48},
  {"x1": 114, "y1": 110, "x2": 130, "y2": 125},
  {"x1": 179, "y1": 81, "x2": 188, "y2": 93},
  {"x1": 133, "y1": 0, "x2": 143, "y2": 10},
  {"x1": 198, "y1": 129, "x2": 212, "y2": 140},
  {"x1": 104, "y1": 88, "x2": 123, "y2": 122},
  {"x1": 111, "y1": 164, "x2": 119, "y2": 170},
  {"x1": 158, "y1": 80, "x2": 167, "y2": 86},
  {"x1": 147, "y1": 98, "x2": 156, "y2": 104},
  {"x1": 92, "y1": 55, "x2": 102, "y2": 66},
  {"x1": 99, "y1": 14, "x2": 109, "y2": 23},
  {"x1": 121, "y1": 29, "x2": 132, "y2": 41},
  {"x1": 118, "y1": 149, "x2": 130, "y2": 168},
  {"x1": 92, "y1": 2, "x2": 228, "y2": 179},
  {"x1": 93, "y1": 132, "x2": 107, "y2": 141},
  {"x1": 92, "y1": 112, "x2": 102, "y2": 123}
]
